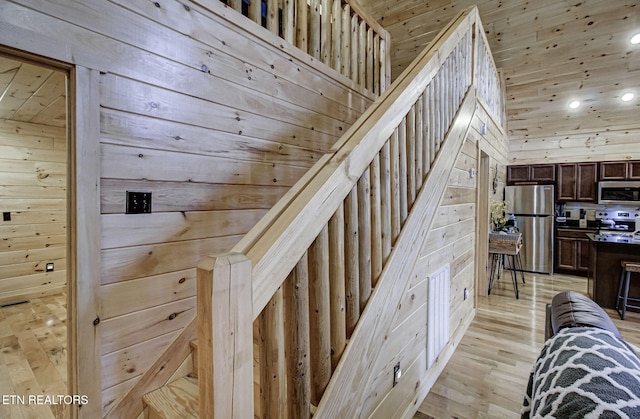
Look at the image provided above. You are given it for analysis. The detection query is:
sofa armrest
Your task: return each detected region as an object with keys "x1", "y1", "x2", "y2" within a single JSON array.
[{"x1": 546, "y1": 291, "x2": 621, "y2": 340}]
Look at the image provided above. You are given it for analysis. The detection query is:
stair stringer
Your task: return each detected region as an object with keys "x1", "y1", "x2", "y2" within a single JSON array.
[{"x1": 314, "y1": 88, "x2": 477, "y2": 418}]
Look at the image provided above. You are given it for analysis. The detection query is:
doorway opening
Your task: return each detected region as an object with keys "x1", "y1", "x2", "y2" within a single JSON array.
[
  {"x1": 0, "y1": 50, "x2": 70, "y2": 419},
  {"x1": 476, "y1": 149, "x2": 490, "y2": 298}
]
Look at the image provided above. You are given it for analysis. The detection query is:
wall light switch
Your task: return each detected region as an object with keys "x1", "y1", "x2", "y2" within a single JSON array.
[
  {"x1": 3, "y1": 212, "x2": 10, "y2": 222},
  {"x1": 126, "y1": 191, "x2": 152, "y2": 214},
  {"x1": 46, "y1": 263, "x2": 54, "y2": 272},
  {"x1": 469, "y1": 168, "x2": 476, "y2": 178}
]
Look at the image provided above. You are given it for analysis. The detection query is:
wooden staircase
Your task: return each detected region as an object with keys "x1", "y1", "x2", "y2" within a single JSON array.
[
  {"x1": 141, "y1": 5, "x2": 504, "y2": 419},
  {"x1": 144, "y1": 374, "x2": 198, "y2": 419},
  {"x1": 143, "y1": 340, "x2": 199, "y2": 418}
]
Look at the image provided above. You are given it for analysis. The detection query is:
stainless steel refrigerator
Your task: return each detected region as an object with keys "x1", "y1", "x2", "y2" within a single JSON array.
[{"x1": 505, "y1": 184, "x2": 554, "y2": 274}]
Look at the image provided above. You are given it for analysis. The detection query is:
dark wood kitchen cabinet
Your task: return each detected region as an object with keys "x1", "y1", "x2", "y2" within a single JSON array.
[
  {"x1": 507, "y1": 164, "x2": 555, "y2": 184},
  {"x1": 557, "y1": 163, "x2": 598, "y2": 202},
  {"x1": 556, "y1": 229, "x2": 593, "y2": 275},
  {"x1": 599, "y1": 160, "x2": 640, "y2": 180},
  {"x1": 631, "y1": 162, "x2": 640, "y2": 179}
]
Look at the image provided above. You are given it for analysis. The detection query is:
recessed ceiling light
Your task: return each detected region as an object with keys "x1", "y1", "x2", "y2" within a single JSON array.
[
  {"x1": 621, "y1": 92, "x2": 635, "y2": 102},
  {"x1": 631, "y1": 33, "x2": 640, "y2": 45},
  {"x1": 569, "y1": 100, "x2": 581, "y2": 109}
]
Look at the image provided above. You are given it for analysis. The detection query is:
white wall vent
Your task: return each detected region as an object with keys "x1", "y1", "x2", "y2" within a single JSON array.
[{"x1": 427, "y1": 264, "x2": 450, "y2": 368}]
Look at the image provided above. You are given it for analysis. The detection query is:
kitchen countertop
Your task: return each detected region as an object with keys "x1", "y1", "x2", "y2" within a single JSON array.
[
  {"x1": 586, "y1": 233, "x2": 640, "y2": 245},
  {"x1": 588, "y1": 234, "x2": 640, "y2": 309},
  {"x1": 556, "y1": 225, "x2": 599, "y2": 231},
  {"x1": 555, "y1": 220, "x2": 599, "y2": 230}
]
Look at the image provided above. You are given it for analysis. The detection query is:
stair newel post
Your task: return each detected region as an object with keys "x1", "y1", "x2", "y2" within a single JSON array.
[{"x1": 197, "y1": 253, "x2": 254, "y2": 419}]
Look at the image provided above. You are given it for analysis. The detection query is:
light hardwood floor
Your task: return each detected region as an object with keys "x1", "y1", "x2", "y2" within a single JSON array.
[
  {"x1": 414, "y1": 272, "x2": 640, "y2": 419},
  {"x1": 0, "y1": 293, "x2": 68, "y2": 419}
]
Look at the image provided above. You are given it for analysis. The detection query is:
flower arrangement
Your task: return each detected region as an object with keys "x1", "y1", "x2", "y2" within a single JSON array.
[{"x1": 490, "y1": 200, "x2": 509, "y2": 232}]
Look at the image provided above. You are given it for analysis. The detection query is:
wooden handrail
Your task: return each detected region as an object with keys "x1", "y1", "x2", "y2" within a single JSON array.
[
  {"x1": 247, "y1": 7, "x2": 475, "y2": 318},
  {"x1": 197, "y1": 5, "x2": 503, "y2": 418}
]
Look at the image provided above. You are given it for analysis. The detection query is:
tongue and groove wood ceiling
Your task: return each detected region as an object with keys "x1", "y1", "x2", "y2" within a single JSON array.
[
  {"x1": 0, "y1": 56, "x2": 66, "y2": 128},
  {"x1": 1, "y1": 1, "x2": 639, "y2": 163},
  {"x1": 360, "y1": 0, "x2": 640, "y2": 163}
]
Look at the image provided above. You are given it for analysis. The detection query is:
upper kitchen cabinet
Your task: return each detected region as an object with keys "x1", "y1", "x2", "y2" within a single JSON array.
[
  {"x1": 599, "y1": 161, "x2": 640, "y2": 180},
  {"x1": 557, "y1": 163, "x2": 598, "y2": 202},
  {"x1": 507, "y1": 164, "x2": 556, "y2": 184}
]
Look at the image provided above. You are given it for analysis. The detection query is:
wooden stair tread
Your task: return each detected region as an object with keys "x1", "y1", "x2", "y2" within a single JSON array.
[{"x1": 143, "y1": 374, "x2": 198, "y2": 419}]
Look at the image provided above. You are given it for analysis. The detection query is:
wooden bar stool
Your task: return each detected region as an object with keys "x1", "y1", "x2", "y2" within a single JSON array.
[
  {"x1": 487, "y1": 232, "x2": 524, "y2": 299},
  {"x1": 616, "y1": 260, "x2": 640, "y2": 320}
]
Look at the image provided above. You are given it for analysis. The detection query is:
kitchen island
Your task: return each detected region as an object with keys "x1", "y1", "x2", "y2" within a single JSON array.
[{"x1": 587, "y1": 234, "x2": 640, "y2": 309}]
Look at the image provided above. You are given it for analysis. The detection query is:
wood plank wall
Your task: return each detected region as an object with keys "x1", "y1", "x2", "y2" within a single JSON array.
[
  {"x1": 0, "y1": 0, "x2": 373, "y2": 415},
  {"x1": 361, "y1": 103, "x2": 508, "y2": 417},
  {"x1": 0, "y1": 119, "x2": 67, "y2": 304}
]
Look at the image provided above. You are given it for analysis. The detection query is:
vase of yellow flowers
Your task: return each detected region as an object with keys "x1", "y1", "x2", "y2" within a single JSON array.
[{"x1": 490, "y1": 200, "x2": 509, "y2": 232}]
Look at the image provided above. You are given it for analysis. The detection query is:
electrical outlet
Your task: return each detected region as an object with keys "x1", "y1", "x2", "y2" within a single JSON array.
[
  {"x1": 3, "y1": 212, "x2": 10, "y2": 221},
  {"x1": 392, "y1": 362, "x2": 401, "y2": 387},
  {"x1": 464, "y1": 288, "x2": 469, "y2": 300},
  {"x1": 126, "y1": 191, "x2": 152, "y2": 214},
  {"x1": 46, "y1": 263, "x2": 54, "y2": 272}
]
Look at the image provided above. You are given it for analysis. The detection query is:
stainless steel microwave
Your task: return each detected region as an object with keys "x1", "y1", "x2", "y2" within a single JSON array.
[{"x1": 598, "y1": 181, "x2": 640, "y2": 205}]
